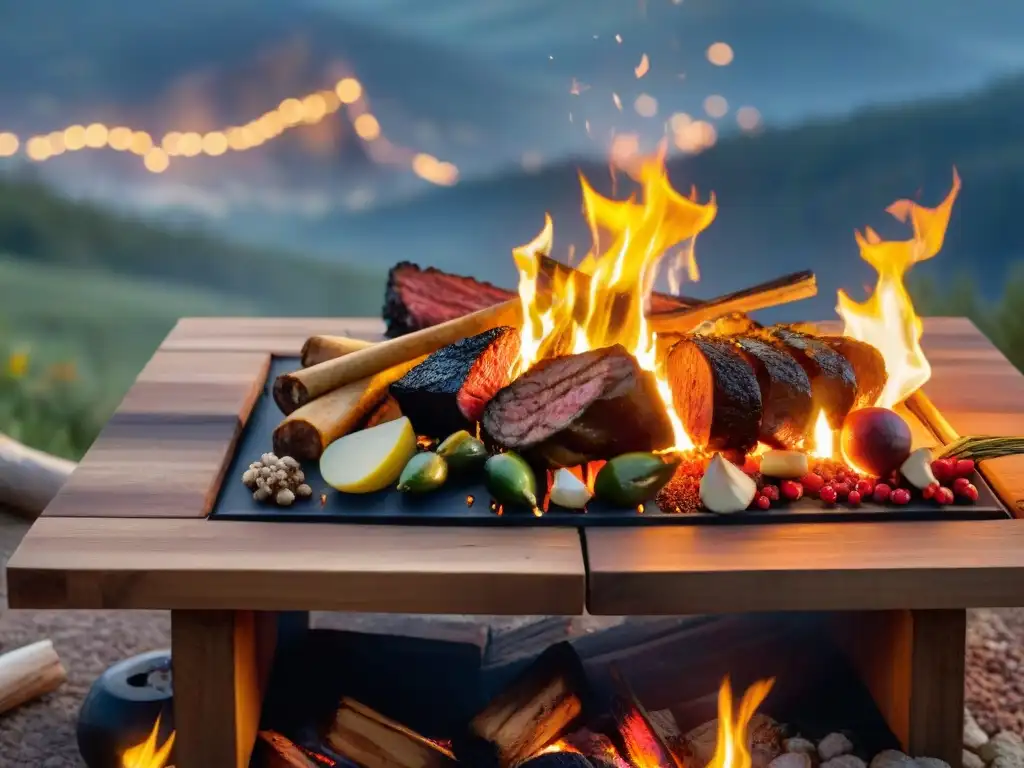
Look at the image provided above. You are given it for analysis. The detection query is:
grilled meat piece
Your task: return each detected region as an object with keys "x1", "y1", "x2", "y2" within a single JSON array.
[
  {"x1": 482, "y1": 344, "x2": 674, "y2": 467},
  {"x1": 665, "y1": 336, "x2": 763, "y2": 454},
  {"x1": 821, "y1": 336, "x2": 888, "y2": 409},
  {"x1": 731, "y1": 335, "x2": 813, "y2": 449},
  {"x1": 390, "y1": 326, "x2": 521, "y2": 438}
]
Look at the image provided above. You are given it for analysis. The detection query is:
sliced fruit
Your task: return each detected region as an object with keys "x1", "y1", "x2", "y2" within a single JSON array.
[
  {"x1": 900, "y1": 447, "x2": 937, "y2": 490},
  {"x1": 594, "y1": 452, "x2": 680, "y2": 507},
  {"x1": 550, "y1": 468, "x2": 593, "y2": 509},
  {"x1": 319, "y1": 417, "x2": 417, "y2": 493},
  {"x1": 436, "y1": 430, "x2": 489, "y2": 474},
  {"x1": 484, "y1": 452, "x2": 539, "y2": 511},
  {"x1": 700, "y1": 453, "x2": 757, "y2": 514},
  {"x1": 397, "y1": 452, "x2": 449, "y2": 493}
]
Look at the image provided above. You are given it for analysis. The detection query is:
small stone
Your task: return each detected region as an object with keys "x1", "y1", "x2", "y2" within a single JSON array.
[
  {"x1": 276, "y1": 488, "x2": 296, "y2": 506},
  {"x1": 979, "y1": 732, "x2": 1024, "y2": 768},
  {"x1": 823, "y1": 757, "x2": 865, "y2": 768},
  {"x1": 964, "y1": 708, "x2": 989, "y2": 752},
  {"x1": 963, "y1": 750, "x2": 985, "y2": 768},
  {"x1": 770, "y1": 754, "x2": 813, "y2": 768},
  {"x1": 869, "y1": 751, "x2": 914, "y2": 768},
  {"x1": 786, "y1": 738, "x2": 818, "y2": 756},
  {"x1": 819, "y1": 734, "x2": 854, "y2": 761},
  {"x1": 913, "y1": 759, "x2": 950, "y2": 768},
  {"x1": 296, "y1": 484, "x2": 313, "y2": 498}
]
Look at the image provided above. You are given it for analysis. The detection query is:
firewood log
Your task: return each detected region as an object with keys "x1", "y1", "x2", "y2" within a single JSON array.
[
  {"x1": 607, "y1": 665, "x2": 684, "y2": 768},
  {"x1": 301, "y1": 335, "x2": 374, "y2": 367},
  {"x1": 325, "y1": 698, "x2": 457, "y2": 768},
  {"x1": 257, "y1": 731, "x2": 321, "y2": 768},
  {"x1": 0, "y1": 433, "x2": 75, "y2": 520},
  {"x1": 0, "y1": 639, "x2": 67, "y2": 714},
  {"x1": 454, "y1": 641, "x2": 591, "y2": 768}
]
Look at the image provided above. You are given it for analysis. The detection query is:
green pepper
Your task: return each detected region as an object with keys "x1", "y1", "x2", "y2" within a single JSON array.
[
  {"x1": 397, "y1": 452, "x2": 448, "y2": 493},
  {"x1": 484, "y1": 452, "x2": 539, "y2": 511},
  {"x1": 594, "y1": 452, "x2": 679, "y2": 507},
  {"x1": 436, "y1": 430, "x2": 489, "y2": 474}
]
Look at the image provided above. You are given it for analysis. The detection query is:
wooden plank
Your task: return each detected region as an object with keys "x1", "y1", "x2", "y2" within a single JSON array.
[
  {"x1": 161, "y1": 317, "x2": 385, "y2": 355},
  {"x1": 6, "y1": 518, "x2": 587, "y2": 614},
  {"x1": 584, "y1": 519, "x2": 1024, "y2": 614},
  {"x1": 172, "y1": 609, "x2": 266, "y2": 768}
]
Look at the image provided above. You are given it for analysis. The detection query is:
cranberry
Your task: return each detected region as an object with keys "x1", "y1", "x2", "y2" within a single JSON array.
[
  {"x1": 855, "y1": 479, "x2": 875, "y2": 497},
  {"x1": 819, "y1": 485, "x2": 838, "y2": 505},
  {"x1": 762, "y1": 484, "x2": 780, "y2": 502},
  {"x1": 954, "y1": 459, "x2": 976, "y2": 478},
  {"x1": 935, "y1": 486, "x2": 955, "y2": 506},
  {"x1": 953, "y1": 477, "x2": 972, "y2": 494},
  {"x1": 872, "y1": 483, "x2": 893, "y2": 504},
  {"x1": 961, "y1": 483, "x2": 979, "y2": 502},
  {"x1": 755, "y1": 495, "x2": 772, "y2": 510},
  {"x1": 922, "y1": 482, "x2": 938, "y2": 500},
  {"x1": 833, "y1": 481, "x2": 851, "y2": 499},
  {"x1": 891, "y1": 488, "x2": 911, "y2": 505},
  {"x1": 780, "y1": 480, "x2": 804, "y2": 501},
  {"x1": 931, "y1": 458, "x2": 954, "y2": 482},
  {"x1": 800, "y1": 473, "x2": 825, "y2": 495},
  {"x1": 847, "y1": 490, "x2": 862, "y2": 506}
]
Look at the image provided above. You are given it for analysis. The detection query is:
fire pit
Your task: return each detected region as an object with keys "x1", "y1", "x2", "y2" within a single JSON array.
[{"x1": 7, "y1": 160, "x2": 1024, "y2": 768}]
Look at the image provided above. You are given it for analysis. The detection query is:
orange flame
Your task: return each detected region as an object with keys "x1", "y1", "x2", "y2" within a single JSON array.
[
  {"x1": 836, "y1": 170, "x2": 961, "y2": 409},
  {"x1": 707, "y1": 677, "x2": 776, "y2": 768},
  {"x1": 809, "y1": 409, "x2": 833, "y2": 460},
  {"x1": 513, "y1": 146, "x2": 717, "y2": 450},
  {"x1": 121, "y1": 717, "x2": 175, "y2": 768}
]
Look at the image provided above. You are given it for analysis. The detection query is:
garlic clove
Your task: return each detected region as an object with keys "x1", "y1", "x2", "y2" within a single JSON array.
[
  {"x1": 700, "y1": 453, "x2": 758, "y2": 514},
  {"x1": 760, "y1": 450, "x2": 810, "y2": 479},
  {"x1": 550, "y1": 468, "x2": 593, "y2": 509},
  {"x1": 900, "y1": 447, "x2": 937, "y2": 490}
]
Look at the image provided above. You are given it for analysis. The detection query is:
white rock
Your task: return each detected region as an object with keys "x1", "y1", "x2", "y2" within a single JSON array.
[
  {"x1": 913, "y1": 758, "x2": 950, "y2": 768},
  {"x1": 869, "y1": 750, "x2": 915, "y2": 768},
  {"x1": 819, "y1": 733, "x2": 855, "y2": 761},
  {"x1": 786, "y1": 738, "x2": 818, "y2": 756},
  {"x1": 962, "y1": 749, "x2": 985, "y2": 768},
  {"x1": 963, "y1": 708, "x2": 989, "y2": 752},
  {"x1": 978, "y1": 732, "x2": 1024, "y2": 768},
  {"x1": 770, "y1": 754, "x2": 813, "y2": 768},
  {"x1": 823, "y1": 756, "x2": 866, "y2": 768}
]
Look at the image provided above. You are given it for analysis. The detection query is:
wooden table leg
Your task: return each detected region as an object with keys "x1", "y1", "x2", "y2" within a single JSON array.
[
  {"x1": 172, "y1": 610, "x2": 280, "y2": 768},
  {"x1": 829, "y1": 609, "x2": 966, "y2": 768}
]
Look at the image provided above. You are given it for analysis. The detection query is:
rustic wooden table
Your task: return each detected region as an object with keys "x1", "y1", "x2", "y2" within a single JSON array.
[{"x1": 7, "y1": 317, "x2": 1024, "y2": 768}]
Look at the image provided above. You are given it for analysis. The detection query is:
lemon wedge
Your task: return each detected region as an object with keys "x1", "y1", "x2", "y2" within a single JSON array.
[{"x1": 320, "y1": 416, "x2": 417, "y2": 493}]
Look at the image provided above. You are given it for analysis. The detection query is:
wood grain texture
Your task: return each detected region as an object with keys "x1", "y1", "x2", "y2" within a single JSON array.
[
  {"x1": 584, "y1": 519, "x2": 1024, "y2": 614},
  {"x1": 171, "y1": 610, "x2": 264, "y2": 768},
  {"x1": 162, "y1": 317, "x2": 385, "y2": 355},
  {"x1": 6, "y1": 518, "x2": 587, "y2": 614}
]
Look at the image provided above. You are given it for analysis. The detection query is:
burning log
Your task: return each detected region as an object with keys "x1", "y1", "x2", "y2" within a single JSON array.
[
  {"x1": 0, "y1": 639, "x2": 67, "y2": 715},
  {"x1": 273, "y1": 357, "x2": 426, "y2": 460},
  {"x1": 481, "y1": 345, "x2": 675, "y2": 468},
  {"x1": 301, "y1": 335, "x2": 374, "y2": 368},
  {"x1": 520, "y1": 752, "x2": 597, "y2": 768},
  {"x1": 325, "y1": 698, "x2": 457, "y2": 768},
  {"x1": 257, "y1": 731, "x2": 322, "y2": 768},
  {"x1": 454, "y1": 641, "x2": 591, "y2": 768},
  {"x1": 607, "y1": 666, "x2": 684, "y2": 768}
]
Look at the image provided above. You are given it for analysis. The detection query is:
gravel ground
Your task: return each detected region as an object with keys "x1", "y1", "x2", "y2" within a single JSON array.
[{"x1": 0, "y1": 510, "x2": 1019, "y2": 767}]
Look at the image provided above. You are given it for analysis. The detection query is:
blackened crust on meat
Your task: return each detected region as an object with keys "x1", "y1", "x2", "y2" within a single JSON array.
[
  {"x1": 822, "y1": 336, "x2": 888, "y2": 409},
  {"x1": 390, "y1": 326, "x2": 519, "y2": 438},
  {"x1": 762, "y1": 326, "x2": 857, "y2": 429},
  {"x1": 383, "y1": 262, "x2": 515, "y2": 337},
  {"x1": 666, "y1": 336, "x2": 762, "y2": 454},
  {"x1": 482, "y1": 344, "x2": 674, "y2": 467},
  {"x1": 732, "y1": 335, "x2": 813, "y2": 449}
]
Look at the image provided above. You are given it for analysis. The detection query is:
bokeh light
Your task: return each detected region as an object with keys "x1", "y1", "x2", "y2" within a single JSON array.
[
  {"x1": 704, "y1": 95, "x2": 729, "y2": 119},
  {"x1": 737, "y1": 106, "x2": 763, "y2": 132},
  {"x1": 634, "y1": 94, "x2": 659, "y2": 118},
  {"x1": 707, "y1": 42, "x2": 734, "y2": 66}
]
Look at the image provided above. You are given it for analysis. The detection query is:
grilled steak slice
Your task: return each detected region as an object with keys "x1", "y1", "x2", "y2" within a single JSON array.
[
  {"x1": 732, "y1": 335, "x2": 813, "y2": 449},
  {"x1": 821, "y1": 336, "x2": 888, "y2": 409},
  {"x1": 482, "y1": 344, "x2": 674, "y2": 467},
  {"x1": 390, "y1": 326, "x2": 520, "y2": 438},
  {"x1": 762, "y1": 326, "x2": 857, "y2": 428},
  {"x1": 666, "y1": 336, "x2": 762, "y2": 454}
]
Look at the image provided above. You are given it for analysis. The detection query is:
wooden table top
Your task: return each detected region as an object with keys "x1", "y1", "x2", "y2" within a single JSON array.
[{"x1": 7, "y1": 316, "x2": 1024, "y2": 615}]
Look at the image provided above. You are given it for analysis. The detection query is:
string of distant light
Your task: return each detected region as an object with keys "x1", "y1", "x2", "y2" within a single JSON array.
[{"x1": 0, "y1": 75, "x2": 460, "y2": 186}]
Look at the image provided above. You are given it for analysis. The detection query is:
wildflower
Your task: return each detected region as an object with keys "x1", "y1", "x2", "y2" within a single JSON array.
[{"x1": 6, "y1": 350, "x2": 29, "y2": 379}]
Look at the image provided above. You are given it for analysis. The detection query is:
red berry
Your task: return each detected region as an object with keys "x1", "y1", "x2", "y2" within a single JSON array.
[
  {"x1": 855, "y1": 479, "x2": 875, "y2": 497},
  {"x1": 954, "y1": 459, "x2": 976, "y2": 477},
  {"x1": 953, "y1": 477, "x2": 972, "y2": 494},
  {"x1": 961, "y1": 483, "x2": 979, "y2": 502},
  {"x1": 847, "y1": 490, "x2": 862, "y2": 506},
  {"x1": 935, "y1": 486, "x2": 955, "y2": 506},
  {"x1": 800, "y1": 473, "x2": 825, "y2": 495},
  {"x1": 891, "y1": 488, "x2": 911, "y2": 505},
  {"x1": 762, "y1": 484, "x2": 780, "y2": 502},
  {"x1": 931, "y1": 458, "x2": 954, "y2": 482},
  {"x1": 873, "y1": 483, "x2": 892, "y2": 504},
  {"x1": 819, "y1": 485, "x2": 838, "y2": 505},
  {"x1": 835, "y1": 472, "x2": 848, "y2": 484},
  {"x1": 755, "y1": 495, "x2": 771, "y2": 510},
  {"x1": 833, "y1": 481, "x2": 851, "y2": 499},
  {"x1": 922, "y1": 482, "x2": 938, "y2": 500},
  {"x1": 780, "y1": 480, "x2": 804, "y2": 501}
]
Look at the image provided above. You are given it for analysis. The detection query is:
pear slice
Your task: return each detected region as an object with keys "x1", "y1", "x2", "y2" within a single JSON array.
[
  {"x1": 700, "y1": 453, "x2": 758, "y2": 514},
  {"x1": 320, "y1": 417, "x2": 417, "y2": 493},
  {"x1": 900, "y1": 447, "x2": 938, "y2": 490}
]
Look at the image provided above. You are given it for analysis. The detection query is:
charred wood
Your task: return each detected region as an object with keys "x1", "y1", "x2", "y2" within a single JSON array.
[{"x1": 325, "y1": 698, "x2": 457, "y2": 768}]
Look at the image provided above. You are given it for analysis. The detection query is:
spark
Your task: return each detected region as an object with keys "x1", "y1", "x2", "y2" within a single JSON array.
[
  {"x1": 635, "y1": 54, "x2": 650, "y2": 79},
  {"x1": 612, "y1": 93, "x2": 623, "y2": 111}
]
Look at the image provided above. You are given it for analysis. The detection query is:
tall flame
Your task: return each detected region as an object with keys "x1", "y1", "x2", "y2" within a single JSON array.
[
  {"x1": 514, "y1": 146, "x2": 717, "y2": 450},
  {"x1": 121, "y1": 717, "x2": 175, "y2": 768},
  {"x1": 707, "y1": 677, "x2": 776, "y2": 768},
  {"x1": 837, "y1": 170, "x2": 961, "y2": 409}
]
